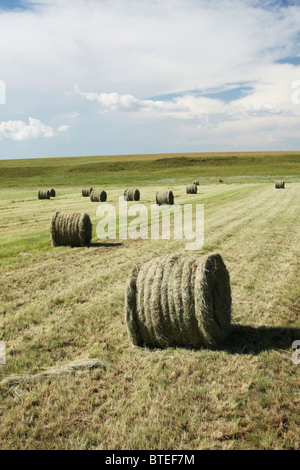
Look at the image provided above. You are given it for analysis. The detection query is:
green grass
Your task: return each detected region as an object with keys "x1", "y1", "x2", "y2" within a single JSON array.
[
  {"x1": 0, "y1": 152, "x2": 300, "y2": 450},
  {"x1": 0, "y1": 151, "x2": 299, "y2": 187}
]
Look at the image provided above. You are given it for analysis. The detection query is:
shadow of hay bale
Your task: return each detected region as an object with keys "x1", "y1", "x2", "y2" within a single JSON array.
[
  {"x1": 218, "y1": 325, "x2": 300, "y2": 355},
  {"x1": 89, "y1": 242, "x2": 123, "y2": 248}
]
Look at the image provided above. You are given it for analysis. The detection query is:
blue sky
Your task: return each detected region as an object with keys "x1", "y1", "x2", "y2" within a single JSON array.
[
  {"x1": 0, "y1": 0, "x2": 28, "y2": 10},
  {"x1": 1, "y1": 0, "x2": 300, "y2": 159}
]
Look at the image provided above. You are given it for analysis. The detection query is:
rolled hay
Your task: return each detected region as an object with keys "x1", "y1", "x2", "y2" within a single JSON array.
[
  {"x1": 193, "y1": 180, "x2": 200, "y2": 185},
  {"x1": 125, "y1": 252, "x2": 231, "y2": 349},
  {"x1": 48, "y1": 188, "x2": 56, "y2": 197},
  {"x1": 90, "y1": 189, "x2": 107, "y2": 202},
  {"x1": 275, "y1": 181, "x2": 285, "y2": 189},
  {"x1": 124, "y1": 188, "x2": 140, "y2": 201},
  {"x1": 38, "y1": 189, "x2": 50, "y2": 200},
  {"x1": 50, "y1": 211, "x2": 92, "y2": 247},
  {"x1": 156, "y1": 190, "x2": 174, "y2": 205},
  {"x1": 82, "y1": 187, "x2": 93, "y2": 197},
  {"x1": 186, "y1": 184, "x2": 198, "y2": 194}
]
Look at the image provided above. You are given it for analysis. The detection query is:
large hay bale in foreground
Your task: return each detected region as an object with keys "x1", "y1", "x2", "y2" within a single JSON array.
[
  {"x1": 50, "y1": 212, "x2": 92, "y2": 247},
  {"x1": 193, "y1": 180, "x2": 200, "y2": 185},
  {"x1": 82, "y1": 188, "x2": 93, "y2": 197},
  {"x1": 124, "y1": 188, "x2": 140, "y2": 201},
  {"x1": 90, "y1": 190, "x2": 107, "y2": 202},
  {"x1": 38, "y1": 190, "x2": 50, "y2": 200},
  {"x1": 186, "y1": 184, "x2": 197, "y2": 194},
  {"x1": 275, "y1": 181, "x2": 285, "y2": 189},
  {"x1": 156, "y1": 190, "x2": 174, "y2": 205},
  {"x1": 125, "y1": 253, "x2": 231, "y2": 349},
  {"x1": 48, "y1": 189, "x2": 56, "y2": 197}
]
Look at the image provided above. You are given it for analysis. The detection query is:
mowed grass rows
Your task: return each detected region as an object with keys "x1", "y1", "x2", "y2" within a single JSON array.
[{"x1": 0, "y1": 181, "x2": 299, "y2": 449}]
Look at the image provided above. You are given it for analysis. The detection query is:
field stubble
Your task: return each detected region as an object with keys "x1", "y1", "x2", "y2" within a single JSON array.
[{"x1": 0, "y1": 179, "x2": 299, "y2": 449}]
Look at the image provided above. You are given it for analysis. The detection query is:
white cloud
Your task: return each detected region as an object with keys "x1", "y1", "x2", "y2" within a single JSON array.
[
  {"x1": 73, "y1": 84, "x2": 225, "y2": 121},
  {"x1": 0, "y1": 117, "x2": 69, "y2": 141},
  {"x1": 1, "y1": 0, "x2": 300, "y2": 96},
  {"x1": 73, "y1": 65, "x2": 300, "y2": 126},
  {"x1": 1, "y1": 0, "x2": 300, "y2": 156},
  {"x1": 57, "y1": 124, "x2": 70, "y2": 132}
]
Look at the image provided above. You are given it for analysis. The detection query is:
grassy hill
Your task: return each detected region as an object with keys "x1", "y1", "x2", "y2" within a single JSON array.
[{"x1": 0, "y1": 151, "x2": 299, "y2": 187}]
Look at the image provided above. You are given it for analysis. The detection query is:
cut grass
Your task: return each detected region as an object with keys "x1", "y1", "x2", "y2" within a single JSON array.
[{"x1": 0, "y1": 153, "x2": 299, "y2": 449}]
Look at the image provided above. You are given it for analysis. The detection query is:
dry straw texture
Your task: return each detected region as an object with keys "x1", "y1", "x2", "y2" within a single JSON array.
[
  {"x1": 275, "y1": 181, "x2": 285, "y2": 189},
  {"x1": 0, "y1": 358, "x2": 107, "y2": 388},
  {"x1": 90, "y1": 189, "x2": 107, "y2": 202},
  {"x1": 38, "y1": 190, "x2": 50, "y2": 200},
  {"x1": 186, "y1": 184, "x2": 198, "y2": 194},
  {"x1": 124, "y1": 188, "x2": 140, "y2": 201},
  {"x1": 82, "y1": 188, "x2": 93, "y2": 197},
  {"x1": 48, "y1": 189, "x2": 56, "y2": 197},
  {"x1": 50, "y1": 211, "x2": 92, "y2": 247},
  {"x1": 156, "y1": 190, "x2": 174, "y2": 205},
  {"x1": 125, "y1": 253, "x2": 231, "y2": 349},
  {"x1": 193, "y1": 180, "x2": 200, "y2": 185}
]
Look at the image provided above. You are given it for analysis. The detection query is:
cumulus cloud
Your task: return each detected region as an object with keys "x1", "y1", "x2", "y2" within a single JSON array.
[
  {"x1": 1, "y1": 0, "x2": 300, "y2": 96},
  {"x1": 0, "y1": 117, "x2": 69, "y2": 141},
  {"x1": 57, "y1": 124, "x2": 70, "y2": 132},
  {"x1": 73, "y1": 84, "x2": 187, "y2": 113},
  {"x1": 1, "y1": 0, "x2": 300, "y2": 155},
  {"x1": 73, "y1": 84, "x2": 225, "y2": 121},
  {"x1": 73, "y1": 76, "x2": 297, "y2": 125}
]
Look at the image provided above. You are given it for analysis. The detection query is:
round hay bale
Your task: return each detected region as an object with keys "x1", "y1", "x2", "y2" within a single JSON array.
[
  {"x1": 48, "y1": 189, "x2": 56, "y2": 197},
  {"x1": 82, "y1": 188, "x2": 93, "y2": 197},
  {"x1": 186, "y1": 184, "x2": 197, "y2": 194},
  {"x1": 124, "y1": 188, "x2": 140, "y2": 201},
  {"x1": 50, "y1": 212, "x2": 92, "y2": 247},
  {"x1": 125, "y1": 252, "x2": 231, "y2": 349},
  {"x1": 275, "y1": 181, "x2": 285, "y2": 189},
  {"x1": 90, "y1": 190, "x2": 107, "y2": 202},
  {"x1": 38, "y1": 190, "x2": 50, "y2": 200},
  {"x1": 156, "y1": 190, "x2": 174, "y2": 205},
  {"x1": 193, "y1": 180, "x2": 200, "y2": 185}
]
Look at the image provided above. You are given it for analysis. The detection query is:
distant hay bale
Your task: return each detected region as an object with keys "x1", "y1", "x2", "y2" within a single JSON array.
[
  {"x1": 82, "y1": 188, "x2": 93, "y2": 197},
  {"x1": 50, "y1": 212, "x2": 92, "y2": 247},
  {"x1": 186, "y1": 184, "x2": 197, "y2": 194},
  {"x1": 193, "y1": 180, "x2": 200, "y2": 185},
  {"x1": 38, "y1": 190, "x2": 50, "y2": 200},
  {"x1": 124, "y1": 188, "x2": 140, "y2": 201},
  {"x1": 48, "y1": 189, "x2": 56, "y2": 197},
  {"x1": 125, "y1": 253, "x2": 231, "y2": 349},
  {"x1": 90, "y1": 189, "x2": 107, "y2": 202},
  {"x1": 275, "y1": 181, "x2": 285, "y2": 189},
  {"x1": 156, "y1": 190, "x2": 174, "y2": 205},
  {"x1": 0, "y1": 358, "x2": 107, "y2": 388}
]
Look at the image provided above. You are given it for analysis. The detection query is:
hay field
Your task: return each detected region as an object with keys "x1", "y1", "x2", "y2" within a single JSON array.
[{"x1": 0, "y1": 153, "x2": 300, "y2": 450}]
